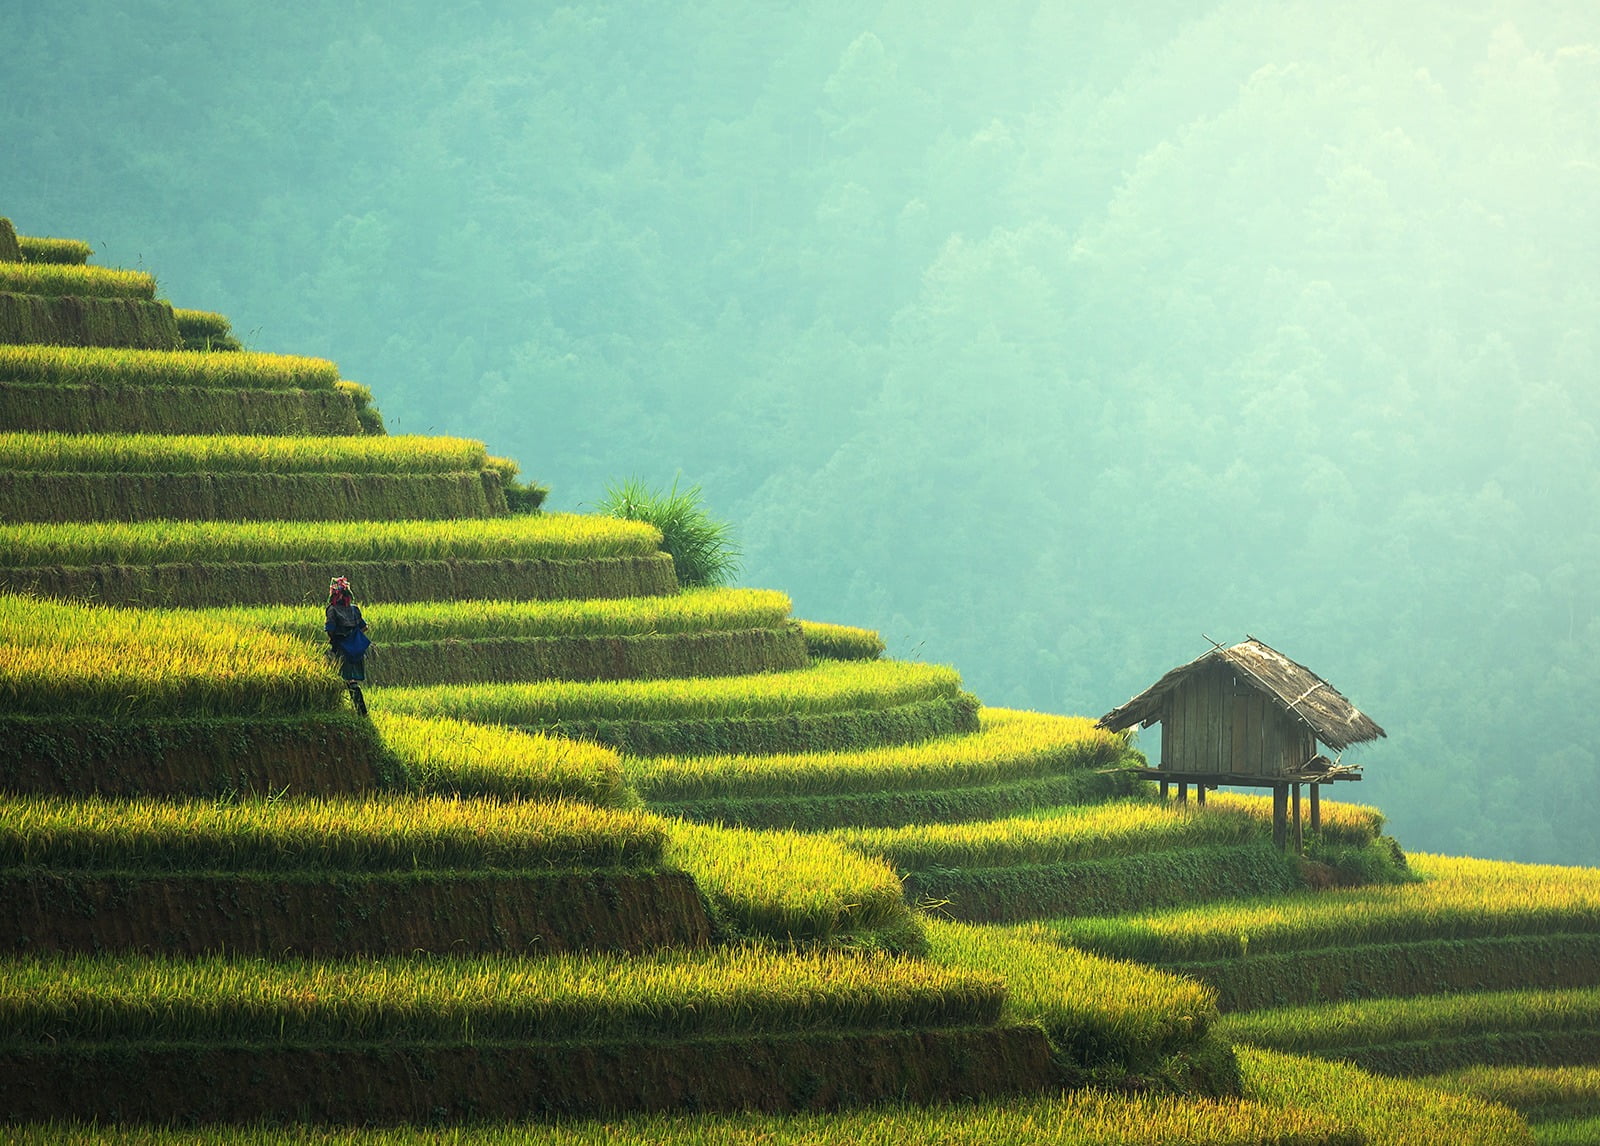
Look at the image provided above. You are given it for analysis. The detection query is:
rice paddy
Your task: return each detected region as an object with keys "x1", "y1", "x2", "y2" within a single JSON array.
[
  {"x1": 373, "y1": 711, "x2": 630, "y2": 806},
  {"x1": 1424, "y1": 1064, "x2": 1600, "y2": 1119},
  {"x1": 379, "y1": 659, "x2": 963, "y2": 726},
  {"x1": 0, "y1": 948, "x2": 1001, "y2": 1044},
  {"x1": 0, "y1": 792, "x2": 663, "y2": 872},
  {"x1": 201, "y1": 588, "x2": 793, "y2": 644},
  {"x1": 0, "y1": 431, "x2": 491, "y2": 473},
  {"x1": 0, "y1": 514, "x2": 662, "y2": 566},
  {"x1": 0, "y1": 593, "x2": 341, "y2": 716},
  {"x1": 0, "y1": 345, "x2": 339, "y2": 390},
  {"x1": 0, "y1": 263, "x2": 157, "y2": 299},
  {"x1": 798, "y1": 620, "x2": 885, "y2": 660},
  {"x1": 626, "y1": 708, "x2": 1122, "y2": 800},
  {"x1": 664, "y1": 822, "x2": 918, "y2": 948},
  {"x1": 16, "y1": 236, "x2": 93, "y2": 265},
  {"x1": 1045, "y1": 852, "x2": 1600, "y2": 963}
]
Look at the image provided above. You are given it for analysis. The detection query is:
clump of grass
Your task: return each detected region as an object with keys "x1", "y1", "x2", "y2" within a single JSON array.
[
  {"x1": 373, "y1": 711, "x2": 630, "y2": 807},
  {"x1": 0, "y1": 593, "x2": 340, "y2": 717},
  {"x1": 0, "y1": 514, "x2": 661, "y2": 567},
  {"x1": 597, "y1": 477, "x2": 740, "y2": 588},
  {"x1": 17, "y1": 236, "x2": 93, "y2": 265},
  {"x1": 0, "y1": 345, "x2": 339, "y2": 390}
]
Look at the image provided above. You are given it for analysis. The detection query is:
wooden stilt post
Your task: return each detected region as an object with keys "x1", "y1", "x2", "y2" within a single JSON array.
[
  {"x1": 1197, "y1": 783, "x2": 1207, "y2": 806},
  {"x1": 1272, "y1": 784, "x2": 1288, "y2": 851},
  {"x1": 1310, "y1": 783, "x2": 1321, "y2": 834},
  {"x1": 1292, "y1": 783, "x2": 1303, "y2": 855},
  {"x1": 1178, "y1": 781, "x2": 1189, "y2": 804},
  {"x1": 1160, "y1": 779, "x2": 1170, "y2": 799}
]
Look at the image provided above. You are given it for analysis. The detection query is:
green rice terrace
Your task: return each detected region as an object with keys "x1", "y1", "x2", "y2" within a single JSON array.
[{"x1": 1, "y1": 213, "x2": 1595, "y2": 1144}]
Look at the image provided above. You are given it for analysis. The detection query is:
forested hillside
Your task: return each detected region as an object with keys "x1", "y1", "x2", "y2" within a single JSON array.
[{"x1": 3, "y1": 0, "x2": 1594, "y2": 864}]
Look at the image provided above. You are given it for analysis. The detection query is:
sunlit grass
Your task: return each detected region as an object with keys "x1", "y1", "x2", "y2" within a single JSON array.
[{"x1": 0, "y1": 431, "x2": 489, "y2": 474}]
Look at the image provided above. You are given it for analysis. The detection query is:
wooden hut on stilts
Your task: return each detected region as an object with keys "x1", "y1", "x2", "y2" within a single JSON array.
[{"x1": 1096, "y1": 637, "x2": 1385, "y2": 853}]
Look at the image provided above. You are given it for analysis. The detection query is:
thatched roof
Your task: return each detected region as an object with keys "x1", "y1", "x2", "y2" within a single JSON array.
[{"x1": 1097, "y1": 637, "x2": 1386, "y2": 752}]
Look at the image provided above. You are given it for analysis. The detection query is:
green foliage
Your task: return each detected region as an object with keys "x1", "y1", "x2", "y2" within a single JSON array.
[
  {"x1": 1425, "y1": 1064, "x2": 1600, "y2": 1121},
  {"x1": 336, "y1": 380, "x2": 386, "y2": 433},
  {"x1": 798, "y1": 620, "x2": 885, "y2": 660},
  {"x1": 597, "y1": 477, "x2": 740, "y2": 588},
  {"x1": 0, "y1": 263, "x2": 155, "y2": 299},
  {"x1": 0, "y1": 345, "x2": 338, "y2": 390},
  {"x1": 0, "y1": 513, "x2": 661, "y2": 566},
  {"x1": 172, "y1": 308, "x2": 241, "y2": 351},
  {"x1": 0, "y1": 792, "x2": 664, "y2": 872},
  {"x1": 0, "y1": 470, "x2": 503, "y2": 523},
  {"x1": 0, "y1": 431, "x2": 489, "y2": 473},
  {"x1": 0, "y1": 948, "x2": 998, "y2": 1044},
  {"x1": 17, "y1": 236, "x2": 93, "y2": 266},
  {"x1": 665, "y1": 822, "x2": 921, "y2": 951},
  {"x1": 0, "y1": 217, "x2": 18, "y2": 262},
  {"x1": 0, "y1": 382, "x2": 362, "y2": 436},
  {"x1": 0, "y1": 293, "x2": 180, "y2": 350},
  {"x1": 372, "y1": 711, "x2": 631, "y2": 806}
]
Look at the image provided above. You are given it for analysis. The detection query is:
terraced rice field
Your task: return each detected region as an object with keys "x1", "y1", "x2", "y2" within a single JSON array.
[
  {"x1": 0, "y1": 263, "x2": 157, "y2": 298},
  {"x1": 0, "y1": 344, "x2": 339, "y2": 389},
  {"x1": 0, "y1": 431, "x2": 492, "y2": 473}
]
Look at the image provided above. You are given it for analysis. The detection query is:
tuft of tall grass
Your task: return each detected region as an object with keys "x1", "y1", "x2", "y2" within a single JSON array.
[
  {"x1": 373, "y1": 712, "x2": 630, "y2": 807},
  {"x1": 0, "y1": 431, "x2": 490, "y2": 474},
  {"x1": 172, "y1": 309, "x2": 241, "y2": 351},
  {"x1": 199, "y1": 588, "x2": 791, "y2": 644},
  {"x1": 0, "y1": 263, "x2": 156, "y2": 299},
  {"x1": 1046, "y1": 852, "x2": 1600, "y2": 963},
  {"x1": 0, "y1": 514, "x2": 661, "y2": 567},
  {"x1": 0, "y1": 593, "x2": 340, "y2": 717},
  {"x1": 0, "y1": 345, "x2": 339, "y2": 390},
  {"x1": 597, "y1": 477, "x2": 740, "y2": 588},
  {"x1": 379, "y1": 660, "x2": 962, "y2": 726},
  {"x1": 664, "y1": 821, "x2": 918, "y2": 949},
  {"x1": 0, "y1": 792, "x2": 663, "y2": 872},
  {"x1": 628, "y1": 708, "x2": 1123, "y2": 801},
  {"x1": 0, "y1": 948, "x2": 1000, "y2": 1045}
]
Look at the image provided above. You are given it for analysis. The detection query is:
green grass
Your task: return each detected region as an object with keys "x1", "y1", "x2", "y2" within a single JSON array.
[
  {"x1": 201, "y1": 588, "x2": 792, "y2": 644},
  {"x1": 0, "y1": 513, "x2": 661, "y2": 566},
  {"x1": 665, "y1": 822, "x2": 919, "y2": 950},
  {"x1": 0, "y1": 345, "x2": 339, "y2": 389},
  {"x1": 0, "y1": 382, "x2": 362, "y2": 436},
  {"x1": 173, "y1": 308, "x2": 241, "y2": 351},
  {"x1": 798, "y1": 620, "x2": 885, "y2": 660},
  {"x1": 380, "y1": 659, "x2": 962, "y2": 726},
  {"x1": 1534, "y1": 1116, "x2": 1600, "y2": 1144},
  {"x1": 0, "y1": 793, "x2": 663, "y2": 872},
  {"x1": 1217, "y1": 986, "x2": 1600, "y2": 1058},
  {"x1": 926, "y1": 920, "x2": 1224, "y2": 1083},
  {"x1": 832, "y1": 796, "x2": 1288, "y2": 871},
  {"x1": 0, "y1": 948, "x2": 1000, "y2": 1045},
  {"x1": 626, "y1": 708, "x2": 1122, "y2": 801},
  {"x1": 1425, "y1": 1064, "x2": 1600, "y2": 1120},
  {"x1": 597, "y1": 476, "x2": 740, "y2": 588},
  {"x1": 0, "y1": 292, "x2": 180, "y2": 350},
  {"x1": 1045, "y1": 852, "x2": 1600, "y2": 963},
  {"x1": 374, "y1": 711, "x2": 631, "y2": 807},
  {"x1": 0, "y1": 593, "x2": 341, "y2": 716},
  {"x1": 0, "y1": 431, "x2": 490, "y2": 473},
  {"x1": 0, "y1": 263, "x2": 156, "y2": 299},
  {"x1": 17, "y1": 236, "x2": 93, "y2": 265}
]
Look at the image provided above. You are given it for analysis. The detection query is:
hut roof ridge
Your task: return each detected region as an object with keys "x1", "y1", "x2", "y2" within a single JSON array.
[{"x1": 1097, "y1": 636, "x2": 1385, "y2": 752}]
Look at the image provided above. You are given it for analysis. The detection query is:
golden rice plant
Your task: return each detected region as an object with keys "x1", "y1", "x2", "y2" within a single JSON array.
[
  {"x1": 379, "y1": 659, "x2": 962, "y2": 725},
  {"x1": 0, "y1": 948, "x2": 999, "y2": 1044},
  {"x1": 198, "y1": 588, "x2": 792, "y2": 644},
  {"x1": 372, "y1": 712, "x2": 630, "y2": 807},
  {"x1": 0, "y1": 514, "x2": 662, "y2": 567},
  {"x1": 1424, "y1": 1063, "x2": 1600, "y2": 1118},
  {"x1": 665, "y1": 821, "x2": 916, "y2": 947},
  {"x1": 0, "y1": 431, "x2": 488, "y2": 474},
  {"x1": 832, "y1": 796, "x2": 1271, "y2": 871},
  {"x1": 1218, "y1": 985, "x2": 1600, "y2": 1055},
  {"x1": 17, "y1": 236, "x2": 94, "y2": 265},
  {"x1": 0, "y1": 263, "x2": 156, "y2": 299},
  {"x1": 0, "y1": 345, "x2": 339, "y2": 390},
  {"x1": 1048, "y1": 852, "x2": 1600, "y2": 963},
  {"x1": 1202, "y1": 790, "x2": 1385, "y2": 846},
  {"x1": 0, "y1": 792, "x2": 662, "y2": 871},
  {"x1": 798, "y1": 620, "x2": 885, "y2": 660},
  {"x1": 628, "y1": 708, "x2": 1123, "y2": 800},
  {"x1": 0, "y1": 593, "x2": 340, "y2": 716}
]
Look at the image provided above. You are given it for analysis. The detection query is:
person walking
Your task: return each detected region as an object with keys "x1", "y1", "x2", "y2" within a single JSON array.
[{"x1": 325, "y1": 575, "x2": 371, "y2": 715}]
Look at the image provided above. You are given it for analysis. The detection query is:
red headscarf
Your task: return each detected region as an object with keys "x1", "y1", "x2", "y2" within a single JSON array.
[{"x1": 329, "y1": 575, "x2": 353, "y2": 607}]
